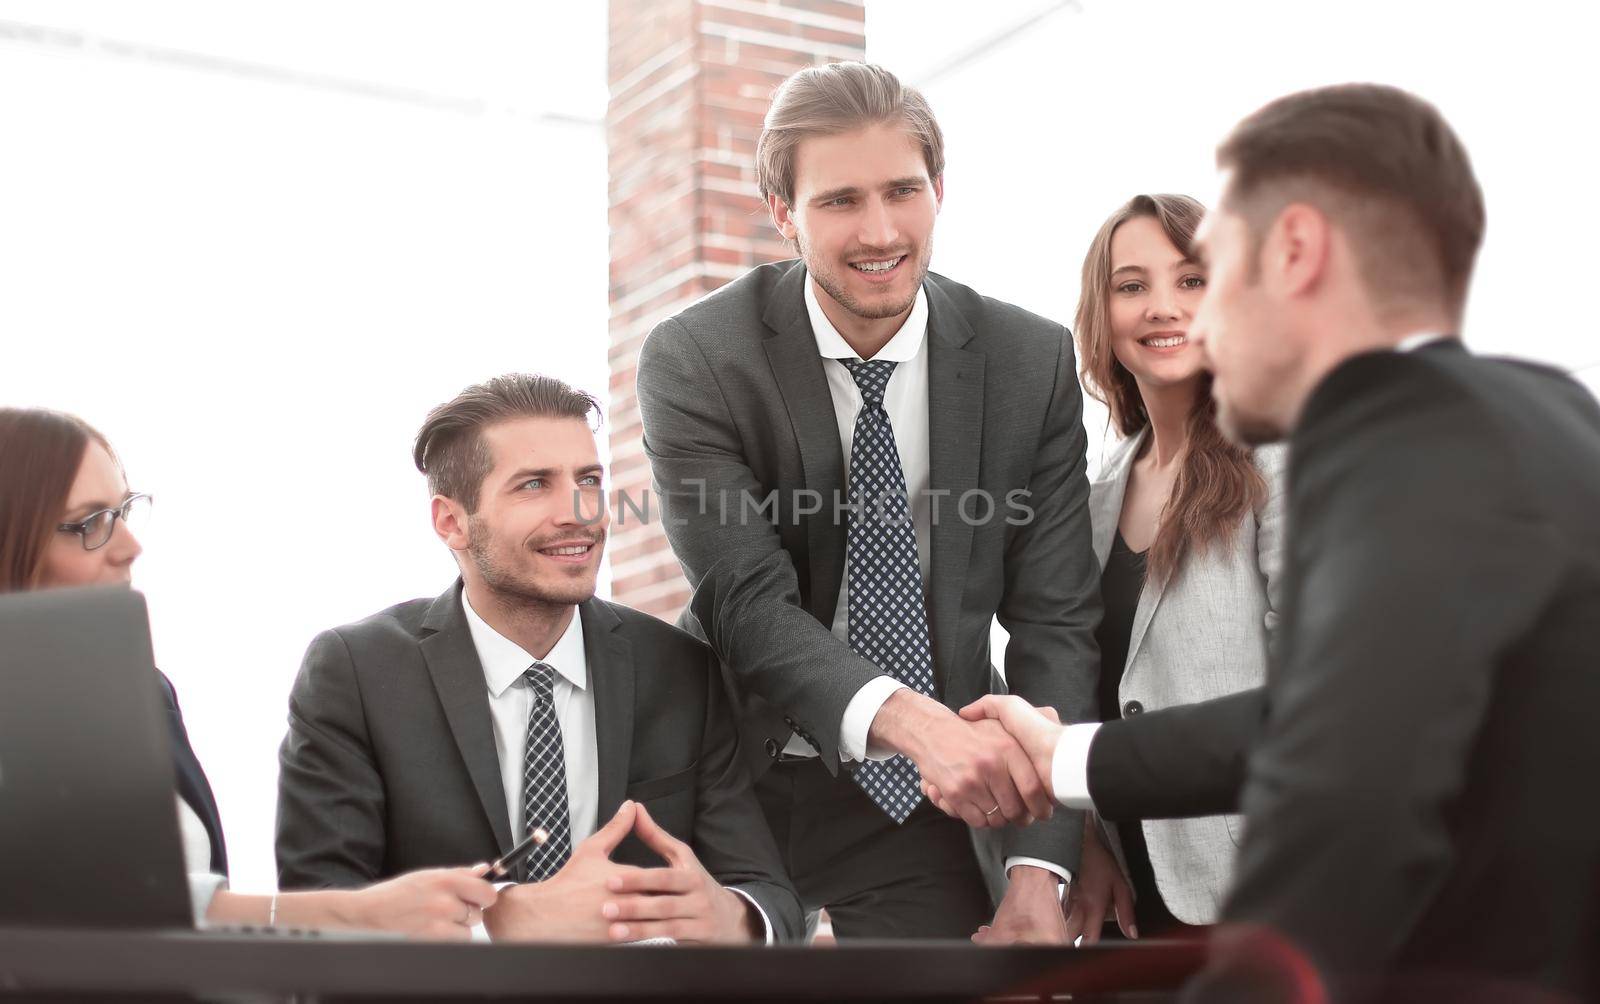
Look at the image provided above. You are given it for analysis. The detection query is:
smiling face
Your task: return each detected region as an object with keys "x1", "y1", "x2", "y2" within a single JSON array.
[
  {"x1": 436, "y1": 415, "x2": 608, "y2": 609},
  {"x1": 770, "y1": 122, "x2": 941, "y2": 333},
  {"x1": 37, "y1": 441, "x2": 142, "y2": 589},
  {"x1": 1106, "y1": 215, "x2": 1209, "y2": 393}
]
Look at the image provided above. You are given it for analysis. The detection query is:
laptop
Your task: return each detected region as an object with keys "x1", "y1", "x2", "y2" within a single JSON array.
[{"x1": 0, "y1": 586, "x2": 191, "y2": 929}]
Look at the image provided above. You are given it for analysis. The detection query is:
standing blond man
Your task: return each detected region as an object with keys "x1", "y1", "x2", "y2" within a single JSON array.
[{"x1": 637, "y1": 62, "x2": 1101, "y2": 940}]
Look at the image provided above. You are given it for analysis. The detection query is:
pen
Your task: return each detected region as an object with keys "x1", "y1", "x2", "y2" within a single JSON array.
[{"x1": 482, "y1": 826, "x2": 550, "y2": 882}]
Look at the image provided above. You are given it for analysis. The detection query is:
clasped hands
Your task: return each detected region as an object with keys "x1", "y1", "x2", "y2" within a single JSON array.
[{"x1": 484, "y1": 799, "x2": 759, "y2": 944}]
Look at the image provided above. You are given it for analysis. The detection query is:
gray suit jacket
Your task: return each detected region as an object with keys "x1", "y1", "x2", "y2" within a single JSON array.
[
  {"x1": 275, "y1": 584, "x2": 803, "y2": 941},
  {"x1": 1088, "y1": 430, "x2": 1285, "y2": 923},
  {"x1": 636, "y1": 259, "x2": 1102, "y2": 871}
]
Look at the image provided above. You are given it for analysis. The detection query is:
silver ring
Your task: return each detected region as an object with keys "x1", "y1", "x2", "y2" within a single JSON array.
[{"x1": 983, "y1": 804, "x2": 1001, "y2": 817}]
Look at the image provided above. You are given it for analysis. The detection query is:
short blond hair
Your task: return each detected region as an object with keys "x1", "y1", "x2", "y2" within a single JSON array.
[{"x1": 756, "y1": 61, "x2": 944, "y2": 209}]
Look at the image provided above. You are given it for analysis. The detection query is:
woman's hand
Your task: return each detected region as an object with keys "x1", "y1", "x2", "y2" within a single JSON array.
[
  {"x1": 1064, "y1": 814, "x2": 1136, "y2": 944},
  {"x1": 341, "y1": 867, "x2": 500, "y2": 940}
]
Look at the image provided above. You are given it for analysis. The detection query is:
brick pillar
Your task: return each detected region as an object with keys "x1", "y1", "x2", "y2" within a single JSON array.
[{"x1": 606, "y1": 0, "x2": 867, "y2": 619}]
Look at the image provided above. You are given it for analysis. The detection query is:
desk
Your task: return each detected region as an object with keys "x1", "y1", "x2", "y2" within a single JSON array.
[{"x1": 0, "y1": 927, "x2": 1205, "y2": 1002}]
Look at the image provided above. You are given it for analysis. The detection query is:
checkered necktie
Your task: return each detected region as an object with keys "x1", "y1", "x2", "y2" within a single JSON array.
[
  {"x1": 519, "y1": 661, "x2": 573, "y2": 882},
  {"x1": 842, "y1": 358, "x2": 937, "y2": 823}
]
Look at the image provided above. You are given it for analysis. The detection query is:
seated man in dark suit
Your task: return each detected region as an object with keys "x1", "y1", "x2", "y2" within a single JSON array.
[
  {"x1": 948, "y1": 84, "x2": 1600, "y2": 1001},
  {"x1": 276, "y1": 374, "x2": 802, "y2": 943}
]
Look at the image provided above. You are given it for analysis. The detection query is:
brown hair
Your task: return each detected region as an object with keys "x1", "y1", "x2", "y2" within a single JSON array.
[
  {"x1": 756, "y1": 61, "x2": 944, "y2": 209},
  {"x1": 0, "y1": 408, "x2": 113, "y2": 592},
  {"x1": 413, "y1": 374, "x2": 601, "y2": 513},
  {"x1": 1076, "y1": 195, "x2": 1265, "y2": 582},
  {"x1": 1217, "y1": 83, "x2": 1485, "y2": 321}
]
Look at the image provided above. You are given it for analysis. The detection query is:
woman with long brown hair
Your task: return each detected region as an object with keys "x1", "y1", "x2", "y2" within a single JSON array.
[
  {"x1": 0, "y1": 407, "x2": 496, "y2": 936},
  {"x1": 1065, "y1": 195, "x2": 1286, "y2": 940}
]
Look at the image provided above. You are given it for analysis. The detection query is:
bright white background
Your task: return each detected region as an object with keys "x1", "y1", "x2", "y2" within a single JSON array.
[
  {"x1": 0, "y1": 0, "x2": 610, "y2": 891},
  {"x1": 870, "y1": 0, "x2": 1600, "y2": 457},
  {"x1": 3, "y1": 1, "x2": 1596, "y2": 892}
]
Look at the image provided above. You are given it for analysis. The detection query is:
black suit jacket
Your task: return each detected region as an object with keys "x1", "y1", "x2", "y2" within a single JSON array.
[
  {"x1": 159, "y1": 671, "x2": 227, "y2": 876},
  {"x1": 1087, "y1": 342, "x2": 1600, "y2": 1000},
  {"x1": 274, "y1": 584, "x2": 803, "y2": 941},
  {"x1": 637, "y1": 259, "x2": 1102, "y2": 870}
]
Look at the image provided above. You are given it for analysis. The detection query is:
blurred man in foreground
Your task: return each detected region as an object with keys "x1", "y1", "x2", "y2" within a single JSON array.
[{"x1": 940, "y1": 84, "x2": 1600, "y2": 1001}]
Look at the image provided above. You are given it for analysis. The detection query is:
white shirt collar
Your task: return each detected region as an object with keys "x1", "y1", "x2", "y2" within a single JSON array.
[
  {"x1": 461, "y1": 586, "x2": 587, "y2": 698},
  {"x1": 804, "y1": 274, "x2": 928, "y2": 363},
  {"x1": 1397, "y1": 331, "x2": 1453, "y2": 353}
]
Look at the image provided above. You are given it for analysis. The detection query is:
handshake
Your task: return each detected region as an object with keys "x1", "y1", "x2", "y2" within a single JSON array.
[{"x1": 873, "y1": 690, "x2": 1068, "y2": 828}]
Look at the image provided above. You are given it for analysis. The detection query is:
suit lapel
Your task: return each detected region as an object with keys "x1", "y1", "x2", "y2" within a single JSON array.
[
  {"x1": 1090, "y1": 428, "x2": 1146, "y2": 568},
  {"x1": 762, "y1": 263, "x2": 848, "y2": 625},
  {"x1": 1124, "y1": 567, "x2": 1170, "y2": 681},
  {"x1": 420, "y1": 583, "x2": 514, "y2": 854},
  {"x1": 1123, "y1": 455, "x2": 1171, "y2": 677},
  {"x1": 583, "y1": 599, "x2": 635, "y2": 821},
  {"x1": 1088, "y1": 428, "x2": 1167, "y2": 677},
  {"x1": 925, "y1": 280, "x2": 984, "y2": 700},
  {"x1": 161, "y1": 675, "x2": 229, "y2": 875}
]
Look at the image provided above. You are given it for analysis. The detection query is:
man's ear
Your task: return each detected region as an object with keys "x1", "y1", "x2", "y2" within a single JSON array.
[
  {"x1": 768, "y1": 193, "x2": 798, "y2": 242},
  {"x1": 1269, "y1": 202, "x2": 1332, "y2": 299},
  {"x1": 932, "y1": 174, "x2": 944, "y2": 211},
  {"x1": 431, "y1": 495, "x2": 470, "y2": 551}
]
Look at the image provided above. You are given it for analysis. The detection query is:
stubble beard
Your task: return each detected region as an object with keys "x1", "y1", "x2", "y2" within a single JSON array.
[
  {"x1": 466, "y1": 517, "x2": 599, "y2": 611},
  {"x1": 798, "y1": 229, "x2": 933, "y2": 322},
  {"x1": 1215, "y1": 388, "x2": 1287, "y2": 447}
]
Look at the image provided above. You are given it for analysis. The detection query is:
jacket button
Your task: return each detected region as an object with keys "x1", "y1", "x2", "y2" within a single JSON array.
[
  {"x1": 1123, "y1": 700, "x2": 1144, "y2": 717},
  {"x1": 764, "y1": 738, "x2": 780, "y2": 758}
]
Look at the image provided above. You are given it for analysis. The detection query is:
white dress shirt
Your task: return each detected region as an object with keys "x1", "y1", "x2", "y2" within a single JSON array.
[
  {"x1": 463, "y1": 591, "x2": 772, "y2": 942},
  {"x1": 178, "y1": 796, "x2": 226, "y2": 925},
  {"x1": 789, "y1": 277, "x2": 929, "y2": 762},
  {"x1": 464, "y1": 592, "x2": 600, "y2": 851},
  {"x1": 803, "y1": 278, "x2": 1070, "y2": 889},
  {"x1": 1049, "y1": 330, "x2": 1460, "y2": 811}
]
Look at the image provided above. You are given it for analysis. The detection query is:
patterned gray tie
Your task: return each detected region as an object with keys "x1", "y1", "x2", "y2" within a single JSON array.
[
  {"x1": 842, "y1": 358, "x2": 937, "y2": 823},
  {"x1": 519, "y1": 661, "x2": 573, "y2": 882}
]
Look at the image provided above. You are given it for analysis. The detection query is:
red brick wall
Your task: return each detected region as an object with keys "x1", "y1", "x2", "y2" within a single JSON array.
[{"x1": 606, "y1": 0, "x2": 866, "y2": 619}]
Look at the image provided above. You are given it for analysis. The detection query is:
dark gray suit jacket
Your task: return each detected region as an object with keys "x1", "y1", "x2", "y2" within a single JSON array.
[
  {"x1": 275, "y1": 583, "x2": 803, "y2": 941},
  {"x1": 1087, "y1": 343, "x2": 1600, "y2": 1001},
  {"x1": 636, "y1": 259, "x2": 1102, "y2": 870}
]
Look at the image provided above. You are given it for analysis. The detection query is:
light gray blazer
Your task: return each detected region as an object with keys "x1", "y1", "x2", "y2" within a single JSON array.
[{"x1": 1088, "y1": 427, "x2": 1286, "y2": 924}]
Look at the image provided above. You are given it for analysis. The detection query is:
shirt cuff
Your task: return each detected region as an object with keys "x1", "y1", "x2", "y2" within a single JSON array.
[
  {"x1": 839, "y1": 676, "x2": 908, "y2": 762},
  {"x1": 1005, "y1": 857, "x2": 1072, "y2": 894},
  {"x1": 1052, "y1": 722, "x2": 1102, "y2": 809},
  {"x1": 188, "y1": 872, "x2": 227, "y2": 927},
  {"x1": 726, "y1": 886, "x2": 774, "y2": 945}
]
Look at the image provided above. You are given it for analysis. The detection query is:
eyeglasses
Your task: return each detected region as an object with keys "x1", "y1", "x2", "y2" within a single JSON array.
[{"x1": 57, "y1": 493, "x2": 152, "y2": 552}]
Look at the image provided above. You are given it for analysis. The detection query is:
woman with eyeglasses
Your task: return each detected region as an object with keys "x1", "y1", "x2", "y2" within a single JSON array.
[{"x1": 0, "y1": 407, "x2": 497, "y2": 938}]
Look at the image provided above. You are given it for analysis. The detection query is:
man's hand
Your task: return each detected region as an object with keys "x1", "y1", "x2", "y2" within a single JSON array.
[
  {"x1": 340, "y1": 867, "x2": 499, "y2": 941},
  {"x1": 958, "y1": 695, "x2": 1065, "y2": 793},
  {"x1": 971, "y1": 865, "x2": 1071, "y2": 945},
  {"x1": 599, "y1": 802, "x2": 759, "y2": 944},
  {"x1": 1064, "y1": 813, "x2": 1137, "y2": 944},
  {"x1": 484, "y1": 800, "x2": 644, "y2": 942},
  {"x1": 871, "y1": 689, "x2": 1052, "y2": 828}
]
